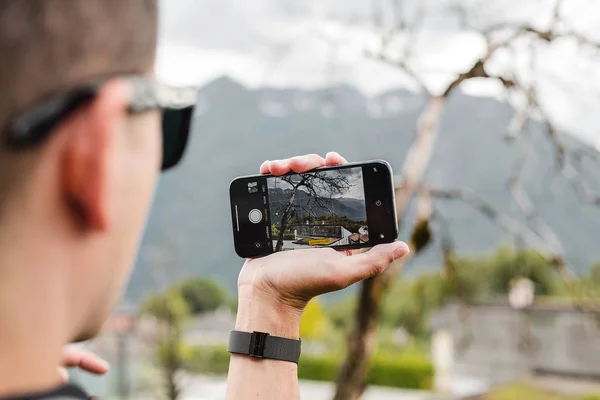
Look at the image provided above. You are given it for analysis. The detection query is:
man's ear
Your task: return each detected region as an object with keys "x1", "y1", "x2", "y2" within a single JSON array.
[{"x1": 60, "y1": 80, "x2": 130, "y2": 231}]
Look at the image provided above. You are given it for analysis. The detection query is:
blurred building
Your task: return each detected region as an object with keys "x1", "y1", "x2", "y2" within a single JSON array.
[
  {"x1": 431, "y1": 300, "x2": 600, "y2": 392},
  {"x1": 183, "y1": 307, "x2": 236, "y2": 346}
]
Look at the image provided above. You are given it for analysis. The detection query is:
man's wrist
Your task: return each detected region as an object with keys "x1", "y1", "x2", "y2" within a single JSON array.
[
  {"x1": 227, "y1": 291, "x2": 302, "y2": 400},
  {"x1": 235, "y1": 289, "x2": 303, "y2": 339}
]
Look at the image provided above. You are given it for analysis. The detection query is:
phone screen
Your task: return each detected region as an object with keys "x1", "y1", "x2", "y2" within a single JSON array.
[
  {"x1": 230, "y1": 161, "x2": 397, "y2": 258},
  {"x1": 267, "y1": 166, "x2": 368, "y2": 251}
]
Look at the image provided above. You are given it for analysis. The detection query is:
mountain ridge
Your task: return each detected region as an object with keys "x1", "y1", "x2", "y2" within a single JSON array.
[
  {"x1": 268, "y1": 187, "x2": 367, "y2": 223},
  {"x1": 125, "y1": 75, "x2": 600, "y2": 303}
]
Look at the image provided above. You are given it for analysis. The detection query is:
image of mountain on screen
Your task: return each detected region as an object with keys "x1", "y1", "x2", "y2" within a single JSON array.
[{"x1": 267, "y1": 168, "x2": 367, "y2": 252}]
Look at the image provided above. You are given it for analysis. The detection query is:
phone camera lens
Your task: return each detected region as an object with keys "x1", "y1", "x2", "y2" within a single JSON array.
[{"x1": 380, "y1": 234, "x2": 385, "y2": 239}]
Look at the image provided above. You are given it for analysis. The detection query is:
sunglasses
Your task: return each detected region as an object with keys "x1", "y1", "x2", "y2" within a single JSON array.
[{"x1": 5, "y1": 76, "x2": 196, "y2": 171}]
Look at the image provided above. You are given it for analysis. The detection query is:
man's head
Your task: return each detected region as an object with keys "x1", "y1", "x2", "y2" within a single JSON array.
[{"x1": 0, "y1": 0, "x2": 160, "y2": 342}]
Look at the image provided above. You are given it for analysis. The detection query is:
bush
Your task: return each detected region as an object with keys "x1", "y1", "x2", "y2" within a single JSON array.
[
  {"x1": 298, "y1": 354, "x2": 339, "y2": 381},
  {"x1": 283, "y1": 231, "x2": 296, "y2": 240},
  {"x1": 185, "y1": 346, "x2": 433, "y2": 390},
  {"x1": 299, "y1": 352, "x2": 433, "y2": 390},
  {"x1": 365, "y1": 354, "x2": 433, "y2": 390},
  {"x1": 487, "y1": 383, "x2": 583, "y2": 400},
  {"x1": 185, "y1": 346, "x2": 231, "y2": 375}
]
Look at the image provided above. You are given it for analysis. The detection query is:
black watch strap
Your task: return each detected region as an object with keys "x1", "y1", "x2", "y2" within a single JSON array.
[{"x1": 228, "y1": 330, "x2": 301, "y2": 363}]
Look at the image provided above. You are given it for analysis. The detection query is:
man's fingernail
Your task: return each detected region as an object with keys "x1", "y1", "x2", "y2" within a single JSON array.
[{"x1": 393, "y1": 242, "x2": 410, "y2": 259}]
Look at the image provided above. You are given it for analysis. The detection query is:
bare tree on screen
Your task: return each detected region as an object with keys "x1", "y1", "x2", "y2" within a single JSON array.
[
  {"x1": 272, "y1": 171, "x2": 352, "y2": 251},
  {"x1": 327, "y1": 1, "x2": 600, "y2": 398}
]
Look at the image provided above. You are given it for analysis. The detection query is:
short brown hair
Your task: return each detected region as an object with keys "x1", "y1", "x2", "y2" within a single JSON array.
[
  {"x1": 0, "y1": 0, "x2": 158, "y2": 134},
  {"x1": 0, "y1": 0, "x2": 158, "y2": 214}
]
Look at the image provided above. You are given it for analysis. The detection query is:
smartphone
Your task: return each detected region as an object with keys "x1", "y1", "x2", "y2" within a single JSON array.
[{"x1": 229, "y1": 160, "x2": 398, "y2": 258}]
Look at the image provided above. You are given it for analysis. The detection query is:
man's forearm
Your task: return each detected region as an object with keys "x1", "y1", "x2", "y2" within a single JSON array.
[{"x1": 226, "y1": 293, "x2": 303, "y2": 400}]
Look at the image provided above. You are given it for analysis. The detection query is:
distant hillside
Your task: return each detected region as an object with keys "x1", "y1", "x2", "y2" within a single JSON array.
[
  {"x1": 268, "y1": 188, "x2": 367, "y2": 223},
  {"x1": 126, "y1": 76, "x2": 600, "y2": 303}
]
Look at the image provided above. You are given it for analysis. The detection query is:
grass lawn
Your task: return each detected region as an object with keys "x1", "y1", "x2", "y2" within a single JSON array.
[{"x1": 482, "y1": 384, "x2": 600, "y2": 400}]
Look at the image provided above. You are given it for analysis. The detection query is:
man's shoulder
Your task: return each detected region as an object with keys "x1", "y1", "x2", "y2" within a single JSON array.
[{"x1": 0, "y1": 385, "x2": 90, "y2": 400}]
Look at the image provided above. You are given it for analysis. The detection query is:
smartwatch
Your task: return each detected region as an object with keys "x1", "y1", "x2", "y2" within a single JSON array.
[{"x1": 227, "y1": 330, "x2": 302, "y2": 364}]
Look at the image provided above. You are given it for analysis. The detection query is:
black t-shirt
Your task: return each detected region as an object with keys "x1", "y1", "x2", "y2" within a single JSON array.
[{"x1": 0, "y1": 385, "x2": 90, "y2": 400}]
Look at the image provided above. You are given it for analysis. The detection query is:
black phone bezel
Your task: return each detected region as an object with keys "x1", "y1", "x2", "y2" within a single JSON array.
[{"x1": 229, "y1": 160, "x2": 398, "y2": 258}]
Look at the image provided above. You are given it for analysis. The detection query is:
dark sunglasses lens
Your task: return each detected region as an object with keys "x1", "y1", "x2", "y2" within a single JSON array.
[{"x1": 161, "y1": 106, "x2": 194, "y2": 171}]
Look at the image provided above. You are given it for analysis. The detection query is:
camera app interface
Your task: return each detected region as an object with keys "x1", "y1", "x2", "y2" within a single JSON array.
[{"x1": 267, "y1": 167, "x2": 368, "y2": 252}]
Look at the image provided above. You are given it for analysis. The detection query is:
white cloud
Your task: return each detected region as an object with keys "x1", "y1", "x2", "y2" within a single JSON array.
[
  {"x1": 157, "y1": 0, "x2": 600, "y2": 145},
  {"x1": 156, "y1": 43, "x2": 265, "y2": 87}
]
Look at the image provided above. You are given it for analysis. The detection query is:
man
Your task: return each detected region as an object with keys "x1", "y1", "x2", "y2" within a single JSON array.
[{"x1": 0, "y1": 1, "x2": 410, "y2": 399}]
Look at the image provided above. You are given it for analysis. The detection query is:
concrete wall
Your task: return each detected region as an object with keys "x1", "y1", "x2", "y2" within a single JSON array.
[{"x1": 431, "y1": 302, "x2": 600, "y2": 384}]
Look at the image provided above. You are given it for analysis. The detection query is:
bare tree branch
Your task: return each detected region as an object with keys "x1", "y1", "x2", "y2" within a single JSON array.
[
  {"x1": 395, "y1": 96, "x2": 446, "y2": 216},
  {"x1": 444, "y1": 31, "x2": 521, "y2": 96},
  {"x1": 481, "y1": 0, "x2": 599, "y2": 51},
  {"x1": 561, "y1": 161, "x2": 600, "y2": 206},
  {"x1": 499, "y1": 38, "x2": 570, "y2": 264},
  {"x1": 523, "y1": 88, "x2": 600, "y2": 205},
  {"x1": 366, "y1": 51, "x2": 429, "y2": 93},
  {"x1": 507, "y1": 132, "x2": 567, "y2": 255},
  {"x1": 336, "y1": 1, "x2": 599, "y2": 396},
  {"x1": 505, "y1": 83, "x2": 535, "y2": 139},
  {"x1": 423, "y1": 185, "x2": 562, "y2": 257},
  {"x1": 366, "y1": 0, "x2": 428, "y2": 93}
]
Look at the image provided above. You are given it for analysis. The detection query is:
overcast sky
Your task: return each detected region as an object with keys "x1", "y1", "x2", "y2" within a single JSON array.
[
  {"x1": 157, "y1": 0, "x2": 600, "y2": 147},
  {"x1": 268, "y1": 168, "x2": 365, "y2": 200}
]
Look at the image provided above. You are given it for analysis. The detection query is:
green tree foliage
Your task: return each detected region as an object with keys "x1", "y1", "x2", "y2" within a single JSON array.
[
  {"x1": 333, "y1": 248, "x2": 569, "y2": 340},
  {"x1": 143, "y1": 289, "x2": 190, "y2": 325},
  {"x1": 588, "y1": 263, "x2": 600, "y2": 286},
  {"x1": 443, "y1": 253, "x2": 492, "y2": 301},
  {"x1": 142, "y1": 290, "x2": 190, "y2": 400},
  {"x1": 271, "y1": 224, "x2": 296, "y2": 240},
  {"x1": 571, "y1": 262, "x2": 600, "y2": 300},
  {"x1": 141, "y1": 278, "x2": 234, "y2": 399},
  {"x1": 381, "y1": 274, "x2": 446, "y2": 337},
  {"x1": 177, "y1": 278, "x2": 233, "y2": 314},
  {"x1": 486, "y1": 248, "x2": 564, "y2": 296}
]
